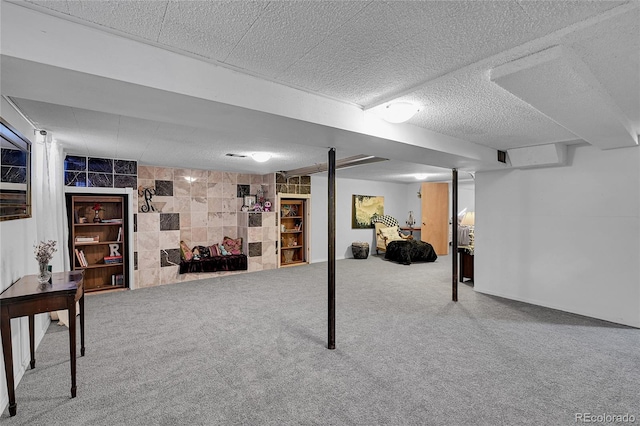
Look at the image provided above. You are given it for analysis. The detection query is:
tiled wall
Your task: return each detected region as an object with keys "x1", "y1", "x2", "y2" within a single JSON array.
[
  {"x1": 135, "y1": 166, "x2": 276, "y2": 288},
  {"x1": 61, "y1": 156, "x2": 291, "y2": 288},
  {"x1": 64, "y1": 155, "x2": 137, "y2": 188},
  {"x1": 275, "y1": 173, "x2": 311, "y2": 194},
  {"x1": 238, "y1": 211, "x2": 278, "y2": 272}
]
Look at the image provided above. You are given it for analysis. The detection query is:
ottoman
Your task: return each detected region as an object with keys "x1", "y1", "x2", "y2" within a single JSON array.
[{"x1": 351, "y1": 242, "x2": 370, "y2": 259}]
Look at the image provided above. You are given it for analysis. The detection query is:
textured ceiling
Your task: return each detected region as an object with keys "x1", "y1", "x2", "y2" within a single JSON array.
[{"x1": 1, "y1": 0, "x2": 638, "y2": 182}]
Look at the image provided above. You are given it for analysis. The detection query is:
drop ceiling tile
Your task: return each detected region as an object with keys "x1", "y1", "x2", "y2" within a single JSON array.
[
  {"x1": 65, "y1": 0, "x2": 168, "y2": 42},
  {"x1": 158, "y1": 0, "x2": 267, "y2": 61},
  {"x1": 516, "y1": 0, "x2": 626, "y2": 30},
  {"x1": 278, "y1": 37, "x2": 376, "y2": 99},
  {"x1": 319, "y1": 2, "x2": 422, "y2": 56},
  {"x1": 7, "y1": 0, "x2": 638, "y2": 172},
  {"x1": 310, "y1": 1, "x2": 536, "y2": 105},
  {"x1": 11, "y1": 98, "x2": 76, "y2": 130},
  {"x1": 224, "y1": 1, "x2": 365, "y2": 79},
  {"x1": 348, "y1": 1, "x2": 625, "y2": 107},
  {"x1": 72, "y1": 107, "x2": 120, "y2": 135},
  {"x1": 25, "y1": 1, "x2": 69, "y2": 14},
  {"x1": 408, "y1": 72, "x2": 577, "y2": 149}
]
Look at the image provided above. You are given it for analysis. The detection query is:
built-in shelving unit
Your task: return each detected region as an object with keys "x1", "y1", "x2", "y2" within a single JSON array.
[
  {"x1": 66, "y1": 194, "x2": 129, "y2": 292},
  {"x1": 279, "y1": 197, "x2": 309, "y2": 267}
]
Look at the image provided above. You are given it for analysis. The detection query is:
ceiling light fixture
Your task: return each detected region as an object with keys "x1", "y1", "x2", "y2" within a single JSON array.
[
  {"x1": 251, "y1": 152, "x2": 272, "y2": 163},
  {"x1": 381, "y1": 102, "x2": 421, "y2": 123},
  {"x1": 414, "y1": 174, "x2": 428, "y2": 180}
]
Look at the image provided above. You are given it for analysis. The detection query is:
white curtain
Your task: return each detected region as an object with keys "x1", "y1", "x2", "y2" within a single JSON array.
[{"x1": 33, "y1": 133, "x2": 72, "y2": 325}]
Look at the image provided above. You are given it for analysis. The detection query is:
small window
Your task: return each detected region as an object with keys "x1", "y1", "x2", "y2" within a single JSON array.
[{"x1": 0, "y1": 117, "x2": 32, "y2": 221}]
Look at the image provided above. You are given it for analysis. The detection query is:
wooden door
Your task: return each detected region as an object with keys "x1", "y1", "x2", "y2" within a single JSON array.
[{"x1": 421, "y1": 182, "x2": 449, "y2": 255}]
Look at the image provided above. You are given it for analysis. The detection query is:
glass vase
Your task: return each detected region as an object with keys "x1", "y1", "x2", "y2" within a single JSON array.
[{"x1": 37, "y1": 261, "x2": 51, "y2": 284}]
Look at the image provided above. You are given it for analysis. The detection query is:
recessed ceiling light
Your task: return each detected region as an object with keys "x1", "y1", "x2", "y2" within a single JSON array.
[
  {"x1": 414, "y1": 174, "x2": 428, "y2": 180},
  {"x1": 381, "y1": 102, "x2": 421, "y2": 123},
  {"x1": 184, "y1": 176, "x2": 196, "y2": 183},
  {"x1": 251, "y1": 152, "x2": 272, "y2": 162}
]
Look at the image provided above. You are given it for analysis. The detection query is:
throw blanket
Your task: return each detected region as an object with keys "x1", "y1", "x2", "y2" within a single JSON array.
[
  {"x1": 179, "y1": 254, "x2": 247, "y2": 274},
  {"x1": 385, "y1": 240, "x2": 438, "y2": 265}
]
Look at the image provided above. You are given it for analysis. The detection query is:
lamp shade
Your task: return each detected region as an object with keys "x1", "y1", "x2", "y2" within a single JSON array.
[{"x1": 460, "y1": 211, "x2": 475, "y2": 227}]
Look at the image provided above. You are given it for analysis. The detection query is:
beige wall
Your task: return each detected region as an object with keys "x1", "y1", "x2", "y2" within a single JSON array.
[{"x1": 135, "y1": 166, "x2": 276, "y2": 288}]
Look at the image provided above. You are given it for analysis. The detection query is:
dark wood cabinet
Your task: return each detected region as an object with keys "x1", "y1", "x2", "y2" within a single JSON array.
[{"x1": 459, "y1": 248, "x2": 474, "y2": 283}]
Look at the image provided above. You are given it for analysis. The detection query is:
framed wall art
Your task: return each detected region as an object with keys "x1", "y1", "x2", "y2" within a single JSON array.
[
  {"x1": 352, "y1": 194, "x2": 384, "y2": 229},
  {"x1": 243, "y1": 195, "x2": 257, "y2": 209}
]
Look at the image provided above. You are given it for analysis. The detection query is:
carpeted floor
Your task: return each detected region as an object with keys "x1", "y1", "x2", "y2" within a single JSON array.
[{"x1": 2, "y1": 255, "x2": 639, "y2": 425}]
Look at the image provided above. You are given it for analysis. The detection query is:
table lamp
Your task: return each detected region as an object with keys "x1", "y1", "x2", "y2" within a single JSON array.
[{"x1": 460, "y1": 211, "x2": 475, "y2": 227}]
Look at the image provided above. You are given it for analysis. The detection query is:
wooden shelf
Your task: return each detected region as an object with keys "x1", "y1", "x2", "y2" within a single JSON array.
[
  {"x1": 85, "y1": 284, "x2": 126, "y2": 293},
  {"x1": 280, "y1": 260, "x2": 306, "y2": 267},
  {"x1": 279, "y1": 199, "x2": 308, "y2": 267},
  {"x1": 67, "y1": 194, "x2": 128, "y2": 292},
  {"x1": 74, "y1": 222, "x2": 122, "y2": 226},
  {"x1": 76, "y1": 263, "x2": 123, "y2": 270},
  {"x1": 75, "y1": 240, "x2": 122, "y2": 246}
]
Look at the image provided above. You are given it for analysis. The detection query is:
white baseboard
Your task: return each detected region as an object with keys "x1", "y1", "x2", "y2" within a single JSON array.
[{"x1": 474, "y1": 287, "x2": 639, "y2": 328}]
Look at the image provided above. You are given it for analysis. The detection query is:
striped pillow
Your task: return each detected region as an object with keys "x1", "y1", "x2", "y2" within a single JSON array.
[{"x1": 209, "y1": 244, "x2": 221, "y2": 256}]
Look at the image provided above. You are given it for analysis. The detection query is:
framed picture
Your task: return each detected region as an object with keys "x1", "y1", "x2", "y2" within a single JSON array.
[
  {"x1": 352, "y1": 195, "x2": 384, "y2": 229},
  {"x1": 244, "y1": 195, "x2": 257, "y2": 209}
]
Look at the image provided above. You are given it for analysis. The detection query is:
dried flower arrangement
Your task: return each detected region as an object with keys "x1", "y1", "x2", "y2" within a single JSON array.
[
  {"x1": 92, "y1": 203, "x2": 103, "y2": 211},
  {"x1": 34, "y1": 240, "x2": 57, "y2": 264}
]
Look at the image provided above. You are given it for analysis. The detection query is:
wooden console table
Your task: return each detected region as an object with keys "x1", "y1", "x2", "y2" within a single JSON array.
[
  {"x1": 400, "y1": 227, "x2": 420, "y2": 236},
  {"x1": 0, "y1": 270, "x2": 84, "y2": 417}
]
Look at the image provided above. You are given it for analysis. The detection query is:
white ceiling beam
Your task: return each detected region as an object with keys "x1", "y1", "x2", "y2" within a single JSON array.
[
  {"x1": 491, "y1": 45, "x2": 637, "y2": 150},
  {"x1": 0, "y1": 1, "x2": 499, "y2": 169}
]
